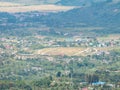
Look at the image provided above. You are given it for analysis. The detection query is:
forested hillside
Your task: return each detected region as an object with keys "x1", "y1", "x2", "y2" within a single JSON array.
[{"x1": 0, "y1": 1, "x2": 120, "y2": 36}]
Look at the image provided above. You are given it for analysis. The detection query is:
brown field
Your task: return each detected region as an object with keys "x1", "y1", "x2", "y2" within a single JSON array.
[
  {"x1": 0, "y1": 2, "x2": 75, "y2": 13},
  {"x1": 35, "y1": 47, "x2": 86, "y2": 56},
  {"x1": 0, "y1": 2, "x2": 21, "y2": 7},
  {"x1": 34, "y1": 46, "x2": 120, "y2": 56}
]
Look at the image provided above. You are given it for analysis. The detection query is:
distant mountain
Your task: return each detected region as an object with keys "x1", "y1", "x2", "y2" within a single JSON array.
[
  {"x1": 0, "y1": 0, "x2": 59, "y2": 5},
  {"x1": 56, "y1": 0, "x2": 93, "y2": 6},
  {"x1": 35, "y1": 2, "x2": 120, "y2": 27},
  {"x1": 56, "y1": 0, "x2": 119, "y2": 6},
  {"x1": 0, "y1": 0, "x2": 120, "y2": 36},
  {"x1": 21, "y1": 1, "x2": 120, "y2": 34},
  {"x1": 0, "y1": 0, "x2": 119, "y2": 6}
]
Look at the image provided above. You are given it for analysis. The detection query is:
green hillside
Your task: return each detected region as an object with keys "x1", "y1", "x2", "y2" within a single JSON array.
[{"x1": 0, "y1": 1, "x2": 120, "y2": 36}]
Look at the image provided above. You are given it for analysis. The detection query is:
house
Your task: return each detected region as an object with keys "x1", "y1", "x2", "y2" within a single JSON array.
[
  {"x1": 15, "y1": 54, "x2": 37, "y2": 60},
  {"x1": 82, "y1": 87, "x2": 88, "y2": 90},
  {"x1": 92, "y1": 81, "x2": 106, "y2": 86},
  {"x1": 116, "y1": 82, "x2": 120, "y2": 88}
]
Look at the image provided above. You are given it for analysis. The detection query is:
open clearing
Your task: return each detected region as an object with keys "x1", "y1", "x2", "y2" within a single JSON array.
[
  {"x1": 0, "y1": 2, "x2": 75, "y2": 13},
  {"x1": 35, "y1": 47, "x2": 86, "y2": 56},
  {"x1": 34, "y1": 46, "x2": 120, "y2": 56},
  {"x1": 0, "y1": 2, "x2": 21, "y2": 6}
]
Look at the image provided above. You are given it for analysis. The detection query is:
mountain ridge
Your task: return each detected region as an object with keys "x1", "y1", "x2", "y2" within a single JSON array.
[
  {"x1": 0, "y1": 0, "x2": 120, "y2": 6},
  {"x1": 0, "y1": 1, "x2": 120, "y2": 37}
]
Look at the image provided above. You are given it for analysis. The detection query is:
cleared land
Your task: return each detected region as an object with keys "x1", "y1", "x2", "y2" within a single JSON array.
[
  {"x1": 35, "y1": 47, "x2": 86, "y2": 56},
  {"x1": 35, "y1": 46, "x2": 120, "y2": 56},
  {"x1": 0, "y1": 2, "x2": 21, "y2": 6},
  {"x1": 0, "y1": 2, "x2": 75, "y2": 13}
]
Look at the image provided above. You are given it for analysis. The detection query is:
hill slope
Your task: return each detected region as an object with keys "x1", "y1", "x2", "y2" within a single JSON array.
[
  {"x1": 0, "y1": 0, "x2": 119, "y2": 6},
  {"x1": 0, "y1": 1, "x2": 120, "y2": 36}
]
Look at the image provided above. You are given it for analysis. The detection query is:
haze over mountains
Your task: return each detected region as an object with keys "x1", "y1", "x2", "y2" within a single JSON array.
[
  {"x1": 0, "y1": 2, "x2": 75, "y2": 13},
  {"x1": 0, "y1": 0, "x2": 119, "y2": 14},
  {"x1": 0, "y1": 0, "x2": 120, "y2": 13},
  {"x1": 0, "y1": 0, "x2": 120, "y2": 36},
  {"x1": 0, "y1": 0, "x2": 120, "y2": 5},
  {"x1": 56, "y1": 0, "x2": 120, "y2": 6},
  {"x1": 0, "y1": 0, "x2": 60, "y2": 5}
]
